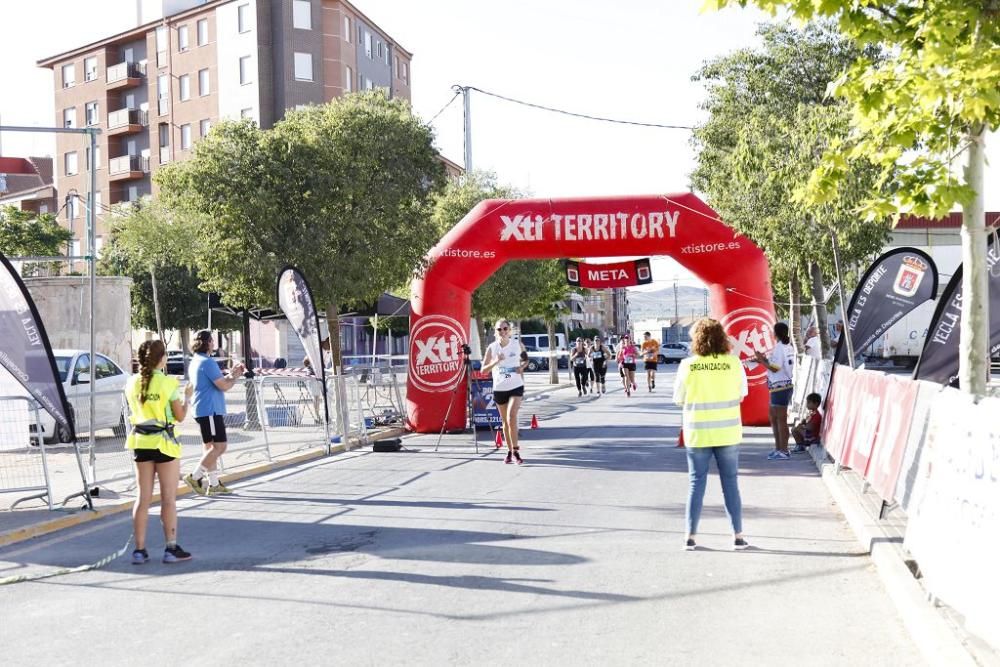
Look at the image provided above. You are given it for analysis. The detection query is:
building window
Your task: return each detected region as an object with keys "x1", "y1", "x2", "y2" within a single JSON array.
[
  {"x1": 84, "y1": 56, "x2": 98, "y2": 81},
  {"x1": 68, "y1": 196, "x2": 79, "y2": 221},
  {"x1": 364, "y1": 32, "x2": 372, "y2": 59},
  {"x1": 157, "y1": 73, "x2": 170, "y2": 114},
  {"x1": 365, "y1": 77, "x2": 373, "y2": 90},
  {"x1": 294, "y1": 52, "x2": 313, "y2": 81},
  {"x1": 71, "y1": 239, "x2": 81, "y2": 256},
  {"x1": 39, "y1": 203, "x2": 49, "y2": 215},
  {"x1": 293, "y1": 0, "x2": 311, "y2": 29},
  {"x1": 198, "y1": 68, "x2": 210, "y2": 95},
  {"x1": 178, "y1": 25, "x2": 189, "y2": 51},
  {"x1": 400, "y1": 61, "x2": 408, "y2": 83},
  {"x1": 85, "y1": 101, "x2": 99, "y2": 126},
  {"x1": 377, "y1": 41, "x2": 383, "y2": 60},
  {"x1": 95, "y1": 236, "x2": 104, "y2": 252},
  {"x1": 128, "y1": 185, "x2": 139, "y2": 202},
  {"x1": 91, "y1": 191, "x2": 103, "y2": 216},
  {"x1": 345, "y1": 66, "x2": 352, "y2": 92},
  {"x1": 241, "y1": 107, "x2": 253, "y2": 119},
  {"x1": 63, "y1": 107, "x2": 76, "y2": 128},
  {"x1": 65, "y1": 152, "x2": 78, "y2": 176},
  {"x1": 155, "y1": 25, "x2": 167, "y2": 65},
  {"x1": 238, "y1": 4, "x2": 251, "y2": 33},
  {"x1": 343, "y1": 16, "x2": 351, "y2": 42},
  {"x1": 197, "y1": 18, "x2": 209, "y2": 46},
  {"x1": 200, "y1": 118, "x2": 211, "y2": 137},
  {"x1": 180, "y1": 124, "x2": 192, "y2": 150},
  {"x1": 239, "y1": 56, "x2": 252, "y2": 85},
  {"x1": 179, "y1": 74, "x2": 191, "y2": 101},
  {"x1": 61, "y1": 63, "x2": 76, "y2": 88},
  {"x1": 159, "y1": 123, "x2": 170, "y2": 147}
]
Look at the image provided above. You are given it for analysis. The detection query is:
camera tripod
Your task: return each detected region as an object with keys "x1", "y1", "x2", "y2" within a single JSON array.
[{"x1": 434, "y1": 344, "x2": 480, "y2": 453}]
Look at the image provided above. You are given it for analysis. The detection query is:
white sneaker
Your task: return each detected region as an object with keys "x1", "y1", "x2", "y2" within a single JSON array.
[{"x1": 766, "y1": 450, "x2": 790, "y2": 461}]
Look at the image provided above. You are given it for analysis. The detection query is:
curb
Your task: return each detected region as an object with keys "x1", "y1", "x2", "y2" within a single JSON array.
[
  {"x1": 0, "y1": 428, "x2": 405, "y2": 549},
  {"x1": 812, "y1": 449, "x2": 976, "y2": 666}
]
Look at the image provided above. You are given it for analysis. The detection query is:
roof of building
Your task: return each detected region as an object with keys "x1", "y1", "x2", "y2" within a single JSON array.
[
  {"x1": 0, "y1": 157, "x2": 54, "y2": 201},
  {"x1": 896, "y1": 212, "x2": 1000, "y2": 229},
  {"x1": 38, "y1": 0, "x2": 412, "y2": 66}
]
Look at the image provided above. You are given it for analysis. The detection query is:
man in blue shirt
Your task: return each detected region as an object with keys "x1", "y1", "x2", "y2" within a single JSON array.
[{"x1": 183, "y1": 330, "x2": 246, "y2": 495}]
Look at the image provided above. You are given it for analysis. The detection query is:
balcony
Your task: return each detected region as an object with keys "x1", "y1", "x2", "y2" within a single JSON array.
[
  {"x1": 108, "y1": 155, "x2": 149, "y2": 181},
  {"x1": 107, "y1": 108, "x2": 148, "y2": 136},
  {"x1": 106, "y1": 62, "x2": 145, "y2": 90}
]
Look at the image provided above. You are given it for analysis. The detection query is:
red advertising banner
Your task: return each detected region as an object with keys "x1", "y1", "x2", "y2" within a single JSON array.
[
  {"x1": 565, "y1": 259, "x2": 653, "y2": 288},
  {"x1": 842, "y1": 371, "x2": 888, "y2": 474},
  {"x1": 821, "y1": 364, "x2": 856, "y2": 463},
  {"x1": 864, "y1": 376, "x2": 920, "y2": 502}
]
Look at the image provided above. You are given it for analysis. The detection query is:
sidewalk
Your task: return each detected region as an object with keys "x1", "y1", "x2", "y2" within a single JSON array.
[
  {"x1": 0, "y1": 372, "x2": 574, "y2": 547},
  {"x1": 1, "y1": 373, "x2": 937, "y2": 664}
]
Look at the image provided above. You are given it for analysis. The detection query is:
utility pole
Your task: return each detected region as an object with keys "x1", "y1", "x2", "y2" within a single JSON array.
[
  {"x1": 673, "y1": 280, "x2": 679, "y2": 341},
  {"x1": 453, "y1": 85, "x2": 473, "y2": 172}
]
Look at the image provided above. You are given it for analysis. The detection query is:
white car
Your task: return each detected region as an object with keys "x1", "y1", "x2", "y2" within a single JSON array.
[
  {"x1": 658, "y1": 342, "x2": 691, "y2": 363},
  {"x1": 37, "y1": 350, "x2": 131, "y2": 444}
]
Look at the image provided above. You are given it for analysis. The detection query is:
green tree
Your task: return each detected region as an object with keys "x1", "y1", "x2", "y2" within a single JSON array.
[
  {"x1": 158, "y1": 91, "x2": 445, "y2": 372},
  {"x1": 708, "y1": 1, "x2": 1000, "y2": 390},
  {"x1": 0, "y1": 206, "x2": 73, "y2": 275},
  {"x1": 691, "y1": 22, "x2": 890, "y2": 356},
  {"x1": 102, "y1": 199, "x2": 195, "y2": 341}
]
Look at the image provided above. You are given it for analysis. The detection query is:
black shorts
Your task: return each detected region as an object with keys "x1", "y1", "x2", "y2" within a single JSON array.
[
  {"x1": 622, "y1": 362, "x2": 637, "y2": 372},
  {"x1": 644, "y1": 361, "x2": 658, "y2": 371},
  {"x1": 133, "y1": 448, "x2": 175, "y2": 463},
  {"x1": 493, "y1": 386, "x2": 524, "y2": 405},
  {"x1": 196, "y1": 415, "x2": 228, "y2": 443}
]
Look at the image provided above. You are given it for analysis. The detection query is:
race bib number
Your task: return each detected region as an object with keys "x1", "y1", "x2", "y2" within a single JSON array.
[
  {"x1": 624, "y1": 355, "x2": 635, "y2": 364},
  {"x1": 591, "y1": 351, "x2": 602, "y2": 359}
]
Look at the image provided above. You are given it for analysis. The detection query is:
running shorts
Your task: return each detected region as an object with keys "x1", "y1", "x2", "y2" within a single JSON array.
[
  {"x1": 132, "y1": 448, "x2": 176, "y2": 463},
  {"x1": 644, "y1": 361, "x2": 657, "y2": 371},
  {"x1": 769, "y1": 386, "x2": 793, "y2": 407},
  {"x1": 196, "y1": 414, "x2": 228, "y2": 443},
  {"x1": 493, "y1": 386, "x2": 525, "y2": 405},
  {"x1": 622, "y1": 362, "x2": 637, "y2": 372}
]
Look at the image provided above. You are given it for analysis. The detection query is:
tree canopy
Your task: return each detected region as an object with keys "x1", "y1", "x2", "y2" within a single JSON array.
[
  {"x1": 0, "y1": 206, "x2": 72, "y2": 258},
  {"x1": 709, "y1": 0, "x2": 1000, "y2": 391},
  {"x1": 157, "y1": 91, "x2": 447, "y2": 369}
]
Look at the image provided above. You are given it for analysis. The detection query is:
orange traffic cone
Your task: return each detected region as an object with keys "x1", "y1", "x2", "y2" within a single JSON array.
[
  {"x1": 495, "y1": 429, "x2": 504, "y2": 448},
  {"x1": 675, "y1": 429, "x2": 686, "y2": 448},
  {"x1": 530, "y1": 414, "x2": 539, "y2": 429}
]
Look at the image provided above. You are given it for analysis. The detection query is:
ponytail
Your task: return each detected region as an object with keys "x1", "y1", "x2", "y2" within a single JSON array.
[{"x1": 137, "y1": 340, "x2": 166, "y2": 404}]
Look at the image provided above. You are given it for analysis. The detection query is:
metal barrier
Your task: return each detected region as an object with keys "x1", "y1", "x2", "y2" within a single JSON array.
[
  {"x1": 350, "y1": 366, "x2": 407, "y2": 429},
  {"x1": 790, "y1": 356, "x2": 833, "y2": 422},
  {"x1": 66, "y1": 394, "x2": 137, "y2": 504},
  {"x1": 0, "y1": 396, "x2": 57, "y2": 510}
]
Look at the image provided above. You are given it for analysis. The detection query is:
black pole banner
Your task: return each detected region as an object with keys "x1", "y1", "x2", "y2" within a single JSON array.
[
  {"x1": 276, "y1": 266, "x2": 329, "y2": 425},
  {"x1": 0, "y1": 252, "x2": 75, "y2": 440},
  {"x1": 913, "y1": 239, "x2": 1000, "y2": 385},
  {"x1": 834, "y1": 248, "x2": 938, "y2": 365}
]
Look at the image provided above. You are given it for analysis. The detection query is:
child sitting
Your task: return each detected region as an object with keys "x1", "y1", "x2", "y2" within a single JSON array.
[{"x1": 791, "y1": 392, "x2": 823, "y2": 453}]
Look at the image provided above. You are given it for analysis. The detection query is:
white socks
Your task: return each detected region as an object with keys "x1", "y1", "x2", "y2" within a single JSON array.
[
  {"x1": 192, "y1": 465, "x2": 207, "y2": 480},
  {"x1": 207, "y1": 469, "x2": 220, "y2": 487}
]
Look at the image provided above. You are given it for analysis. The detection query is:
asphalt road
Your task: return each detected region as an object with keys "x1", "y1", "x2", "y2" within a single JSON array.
[{"x1": 0, "y1": 366, "x2": 923, "y2": 666}]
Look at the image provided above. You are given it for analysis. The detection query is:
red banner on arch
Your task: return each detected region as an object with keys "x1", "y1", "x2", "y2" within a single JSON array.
[{"x1": 566, "y1": 258, "x2": 652, "y2": 288}]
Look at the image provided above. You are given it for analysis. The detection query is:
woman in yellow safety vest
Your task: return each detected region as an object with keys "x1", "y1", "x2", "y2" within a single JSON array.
[
  {"x1": 672, "y1": 318, "x2": 750, "y2": 551},
  {"x1": 124, "y1": 339, "x2": 194, "y2": 564}
]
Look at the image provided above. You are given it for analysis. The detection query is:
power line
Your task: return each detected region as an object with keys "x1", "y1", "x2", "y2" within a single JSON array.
[
  {"x1": 427, "y1": 91, "x2": 461, "y2": 125},
  {"x1": 462, "y1": 85, "x2": 696, "y2": 131}
]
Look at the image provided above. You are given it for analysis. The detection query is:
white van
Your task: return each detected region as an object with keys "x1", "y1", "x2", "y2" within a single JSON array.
[{"x1": 515, "y1": 333, "x2": 568, "y2": 371}]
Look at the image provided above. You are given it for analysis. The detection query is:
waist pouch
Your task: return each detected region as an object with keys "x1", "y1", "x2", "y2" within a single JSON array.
[{"x1": 132, "y1": 422, "x2": 178, "y2": 441}]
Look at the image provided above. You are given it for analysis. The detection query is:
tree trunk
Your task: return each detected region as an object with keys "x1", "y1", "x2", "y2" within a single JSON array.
[
  {"x1": 809, "y1": 262, "x2": 832, "y2": 357},
  {"x1": 180, "y1": 328, "x2": 191, "y2": 376},
  {"x1": 325, "y1": 303, "x2": 342, "y2": 374},
  {"x1": 960, "y1": 123, "x2": 989, "y2": 395},
  {"x1": 789, "y1": 270, "x2": 803, "y2": 352},
  {"x1": 149, "y1": 264, "x2": 164, "y2": 341},
  {"x1": 546, "y1": 319, "x2": 558, "y2": 384}
]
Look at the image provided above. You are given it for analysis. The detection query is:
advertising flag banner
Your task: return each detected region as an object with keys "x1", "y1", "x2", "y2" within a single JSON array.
[
  {"x1": 914, "y1": 240, "x2": 1000, "y2": 385},
  {"x1": 565, "y1": 259, "x2": 653, "y2": 288},
  {"x1": 0, "y1": 252, "x2": 75, "y2": 439},
  {"x1": 835, "y1": 248, "x2": 938, "y2": 365},
  {"x1": 276, "y1": 266, "x2": 327, "y2": 421}
]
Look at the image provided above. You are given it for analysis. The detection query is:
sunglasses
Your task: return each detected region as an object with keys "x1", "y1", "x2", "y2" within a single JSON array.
[{"x1": 496, "y1": 326, "x2": 509, "y2": 331}]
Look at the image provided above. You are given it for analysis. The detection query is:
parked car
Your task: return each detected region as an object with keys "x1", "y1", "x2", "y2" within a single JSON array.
[
  {"x1": 39, "y1": 350, "x2": 130, "y2": 444},
  {"x1": 516, "y1": 333, "x2": 569, "y2": 371},
  {"x1": 658, "y1": 342, "x2": 690, "y2": 364}
]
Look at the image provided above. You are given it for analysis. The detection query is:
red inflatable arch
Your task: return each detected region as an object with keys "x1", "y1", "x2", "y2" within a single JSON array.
[{"x1": 407, "y1": 193, "x2": 777, "y2": 432}]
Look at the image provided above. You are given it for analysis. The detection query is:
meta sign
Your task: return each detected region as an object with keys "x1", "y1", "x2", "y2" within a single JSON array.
[{"x1": 565, "y1": 258, "x2": 653, "y2": 289}]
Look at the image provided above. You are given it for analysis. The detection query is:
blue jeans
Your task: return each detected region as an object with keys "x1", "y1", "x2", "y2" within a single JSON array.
[{"x1": 686, "y1": 445, "x2": 743, "y2": 536}]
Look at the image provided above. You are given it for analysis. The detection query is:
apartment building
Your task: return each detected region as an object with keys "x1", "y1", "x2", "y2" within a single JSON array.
[{"x1": 38, "y1": 0, "x2": 413, "y2": 251}]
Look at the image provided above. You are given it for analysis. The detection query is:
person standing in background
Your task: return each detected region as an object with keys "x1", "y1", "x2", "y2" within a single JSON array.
[
  {"x1": 754, "y1": 322, "x2": 796, "y2": 461},
  {"x1": 184, "y1": 330, "x2": 246, "y2": 495},
  {"x1": 803, "y1": 326, "x2": 822, "y2": 360}
]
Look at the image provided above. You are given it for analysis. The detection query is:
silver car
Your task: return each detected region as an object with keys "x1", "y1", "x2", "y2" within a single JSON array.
[{"x1": 37, "y1": 350, "x2": 130, "y2": 443}]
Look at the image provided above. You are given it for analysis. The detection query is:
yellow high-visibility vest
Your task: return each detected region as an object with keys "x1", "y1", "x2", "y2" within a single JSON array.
[
  {"x1": 124, "y1": 371, "x2": 182, "y2": 458},
  {"x1": 677, "y1": 354, "x2": 745, "y2": 447}
]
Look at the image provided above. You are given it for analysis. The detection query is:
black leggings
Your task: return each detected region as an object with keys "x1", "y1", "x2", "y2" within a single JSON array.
[
  {"x1": 573, "y1": 366, "x2": 589, "y2": 391},
  {"x1": 593, "y1": 361, "x2": 607, "y2": 383}
]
